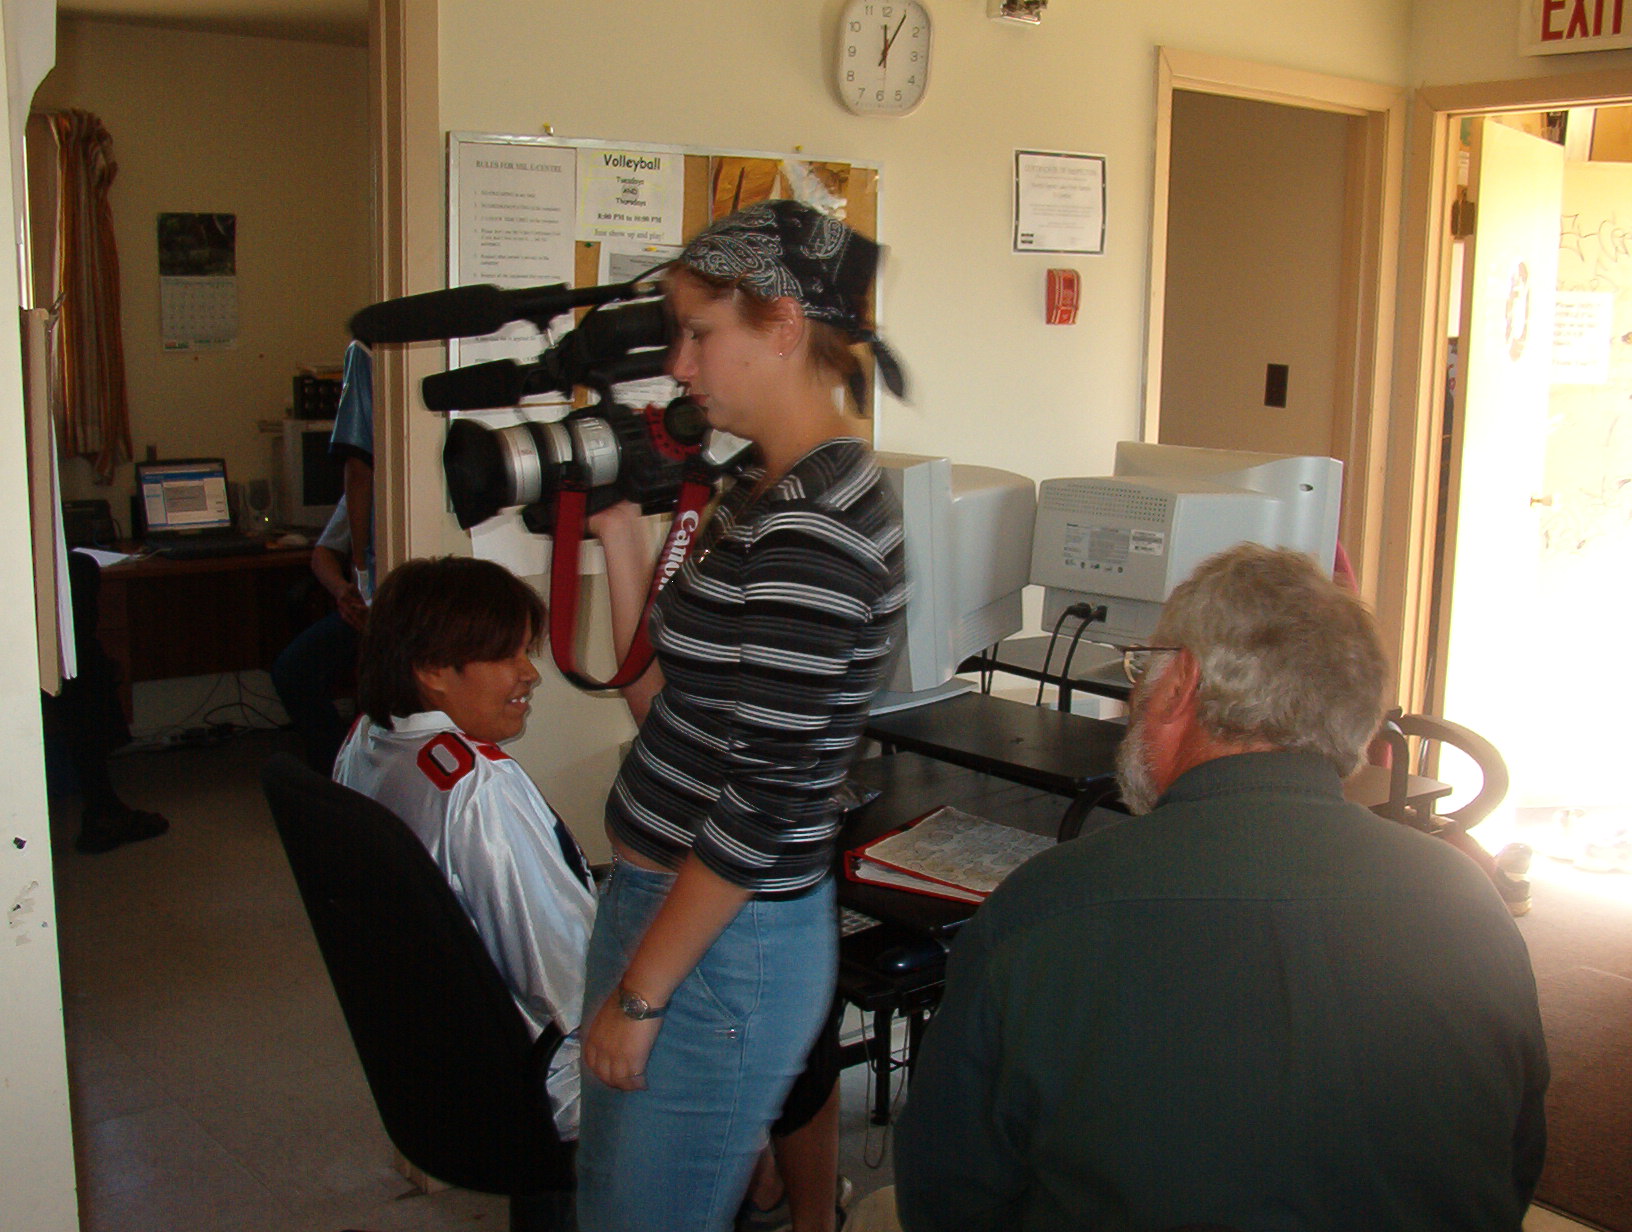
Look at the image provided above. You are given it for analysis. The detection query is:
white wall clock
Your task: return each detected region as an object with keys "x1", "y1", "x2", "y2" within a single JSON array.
[{"x1": 836, "y1": 0, "x2": 932, "y2": 117}]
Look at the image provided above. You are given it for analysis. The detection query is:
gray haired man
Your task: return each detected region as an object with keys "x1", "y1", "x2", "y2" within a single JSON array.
[{"x1": 895, "y1": 543, "x2": 1548, "y2": 1232}]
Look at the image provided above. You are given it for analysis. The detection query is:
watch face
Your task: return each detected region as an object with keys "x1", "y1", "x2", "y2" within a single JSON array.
[
  {"x1": 837, "y1": 0, "x2": 931, "y2": 116},
  {"x1": 619, "y1": 988, "x2": 665, "y2": 1019}
]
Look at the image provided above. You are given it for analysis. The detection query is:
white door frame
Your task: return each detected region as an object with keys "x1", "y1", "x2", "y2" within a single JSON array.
[
  {"x1": 1384, "y1": 67, "x2": 1632, "y2": 714},
  {"x1": 369, "y1": 0, "x2": 442, "y2": 574},
  {"x1": 1147, "y1": 48, "x2": 1405, "y2": 609}
]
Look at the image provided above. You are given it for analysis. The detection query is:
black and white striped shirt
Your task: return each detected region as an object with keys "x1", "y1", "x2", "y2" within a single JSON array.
[{"x1": 606, "y1": 437, "x2": 906, "y2": 895}]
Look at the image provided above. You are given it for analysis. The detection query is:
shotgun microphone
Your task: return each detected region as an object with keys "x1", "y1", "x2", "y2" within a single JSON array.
[
  {"x1": 349, "y1": 276, "x2": 662, "y2": 345},
  {"x1": 421, "y1": 360, "x2": 529, "y2": 412}
]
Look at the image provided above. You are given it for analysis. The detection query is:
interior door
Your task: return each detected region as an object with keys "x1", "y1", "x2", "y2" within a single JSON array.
[
  {"x1": 1526, "y1": 158, "x2": 1632, "y2": 810},
  {"x1": 1434, "y1": 119, "x2": 1563, "y2": 807}
]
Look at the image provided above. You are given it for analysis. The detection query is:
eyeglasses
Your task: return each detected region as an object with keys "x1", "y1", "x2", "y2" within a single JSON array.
[{"x1": 1121, "y1": 646, "x2": 1183, "y2": 685}]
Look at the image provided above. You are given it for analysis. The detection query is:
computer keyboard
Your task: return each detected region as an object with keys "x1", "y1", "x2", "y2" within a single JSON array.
[
  {"x1": 150, "y1": 534, "x2": 268, "y2": 561},
  {"x1": 840, "y1": 906, "x2": 881, "y2": 937}
]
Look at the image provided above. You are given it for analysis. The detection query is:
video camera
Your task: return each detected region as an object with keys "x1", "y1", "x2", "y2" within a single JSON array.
[{"x1": 349, "y1": 276, "x2": 749, "y2": 535}]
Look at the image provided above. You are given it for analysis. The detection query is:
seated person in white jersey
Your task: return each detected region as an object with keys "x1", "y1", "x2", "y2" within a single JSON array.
[{"x1": 334, "y1": 556, "x2": 598, "y2": 1139}]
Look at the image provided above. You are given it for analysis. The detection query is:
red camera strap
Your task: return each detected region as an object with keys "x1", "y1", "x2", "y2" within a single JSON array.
[{"x1": 547, "y1": 473, "x2": 716, "y2": 692}]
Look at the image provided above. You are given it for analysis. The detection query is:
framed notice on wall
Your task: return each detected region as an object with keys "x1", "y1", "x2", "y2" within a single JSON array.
[{"x1": 1013, "y1": 150, "x2": 1106, "y2": 255}]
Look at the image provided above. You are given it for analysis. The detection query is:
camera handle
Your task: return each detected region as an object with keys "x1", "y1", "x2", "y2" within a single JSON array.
[{"x1": 546, "y1": 460, "x2": 718, "y2": 692}]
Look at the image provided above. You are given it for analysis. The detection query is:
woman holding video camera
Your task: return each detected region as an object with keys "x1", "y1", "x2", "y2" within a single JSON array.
[{"x1": 580, "y1": 200, "x2": 906, "y2": 1232}]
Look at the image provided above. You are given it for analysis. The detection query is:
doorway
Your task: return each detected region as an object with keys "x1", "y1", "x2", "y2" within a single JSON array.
[
  {"x1": 1422, "y1": 102, "x2": 1632, "y2": 874},
  {"x1": 1159, "y1": 90, "x2": 1360, "y2": 462},
  {"x1": 1146, "y1": 48, "x2": 1405, "y2": 603}
]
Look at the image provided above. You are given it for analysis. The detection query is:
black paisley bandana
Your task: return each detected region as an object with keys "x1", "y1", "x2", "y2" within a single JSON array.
[{"x1": 676, "y1": 199, "x2": 906, "y2": 399}]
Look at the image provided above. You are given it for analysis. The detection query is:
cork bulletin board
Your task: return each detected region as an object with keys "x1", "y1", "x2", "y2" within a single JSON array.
[{"x1": 446, "y1": 132, "x2": 881, "y2": 423}]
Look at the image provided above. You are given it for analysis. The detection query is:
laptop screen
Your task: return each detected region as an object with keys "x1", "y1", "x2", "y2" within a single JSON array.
[{"x1": 138, "y1": 459, "x2": 233, "y2": 534}]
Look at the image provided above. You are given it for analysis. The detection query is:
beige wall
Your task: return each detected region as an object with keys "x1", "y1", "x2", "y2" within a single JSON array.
[
  {"x1": 1159, "y1": 91, "x2": 1356, "y2": 458},
  {"x1": 0, "y1": 5, "x2": 77, "y2": 1226},
  {"x1": 427, "y1": 0, "x2": 1415, "y2": 854},
  {"x1": 1410, "y1": 0, "x2": 1632, "y2": 83},
  {"x1": 33, "y1": 18, "x2": 370, "y2": 519},
  {"x1": 436, "y1": 2, "x2": 1411, "y2": 486}
]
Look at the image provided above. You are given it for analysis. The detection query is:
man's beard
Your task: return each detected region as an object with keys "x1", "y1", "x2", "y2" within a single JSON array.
[{"x1": 1115, "y1": 707, "x2": 1160, "y2": 815}]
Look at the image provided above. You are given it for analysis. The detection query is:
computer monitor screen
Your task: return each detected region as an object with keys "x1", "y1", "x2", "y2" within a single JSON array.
[
  {"x1": 874, "y1": 453, "x2": 1037, "y2": 710},
  {"x1": 278, "y1": 419, "x2": 344, "y2": 528},
  {"x1": 1029, "y1": 442, "x2": 1343, "y2": 646},
  {"x1": 137, "y1": 459, "x2": 233, "y2": 533}
]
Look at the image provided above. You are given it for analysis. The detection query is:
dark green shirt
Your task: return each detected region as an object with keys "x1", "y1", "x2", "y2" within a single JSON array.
[{"x1": 896, "y1": 750, "x2": 1548, "y2": 1232}]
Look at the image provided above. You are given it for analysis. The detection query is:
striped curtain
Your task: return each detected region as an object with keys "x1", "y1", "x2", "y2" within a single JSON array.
[{"x1": 49, "y1": 109, "x2": 130, "y2": 484}]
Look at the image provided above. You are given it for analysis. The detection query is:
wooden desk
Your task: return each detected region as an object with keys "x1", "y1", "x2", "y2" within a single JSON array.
[{"x1": 96, "y1": 544, "x2": 315, "y2": 720}]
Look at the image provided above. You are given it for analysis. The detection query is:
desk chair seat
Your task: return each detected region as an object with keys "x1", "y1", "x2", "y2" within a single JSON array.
[{"x1": 260, "y1": 753, "x2": 574, "y2": 1232}]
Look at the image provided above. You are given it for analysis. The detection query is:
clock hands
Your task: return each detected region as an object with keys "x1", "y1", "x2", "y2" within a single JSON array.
[{"x1": 879, "y1": 13, "x2": 907, "y2": 67}]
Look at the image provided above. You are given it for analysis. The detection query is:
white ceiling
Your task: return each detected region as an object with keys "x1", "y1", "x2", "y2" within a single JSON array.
[{"x1": 59, "y1": 0, "x2": 367, "y2": 46}]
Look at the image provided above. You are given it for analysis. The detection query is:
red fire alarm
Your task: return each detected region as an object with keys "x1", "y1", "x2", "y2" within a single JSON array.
[{"x1": 1046, "y1": 268, "x2": 1080, "y2": 325}]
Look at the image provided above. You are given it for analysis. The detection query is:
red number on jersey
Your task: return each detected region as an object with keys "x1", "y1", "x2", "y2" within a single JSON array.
[{"x1": 416, "y1": 733, "x2": 476, "y2": 790}]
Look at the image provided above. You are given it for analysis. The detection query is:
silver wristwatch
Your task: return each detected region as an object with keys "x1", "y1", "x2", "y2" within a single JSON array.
[{"x1": 617, "y1": 986, "x2": 668, "y2": 1020}]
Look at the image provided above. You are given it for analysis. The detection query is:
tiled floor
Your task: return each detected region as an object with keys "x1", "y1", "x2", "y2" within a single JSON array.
[
  {"x1": 51, "y1": 730, "x2": 898, "y2": 1231},
  {"x1": 50, "y1": 729, "x2": 1594, "y2": 1231}
]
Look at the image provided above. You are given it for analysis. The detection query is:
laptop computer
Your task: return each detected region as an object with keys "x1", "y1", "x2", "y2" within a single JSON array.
[{"x1": 136, "y1": 458, "x2": 266, "y2": 560}]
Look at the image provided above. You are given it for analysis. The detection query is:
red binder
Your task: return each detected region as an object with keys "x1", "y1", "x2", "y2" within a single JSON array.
[{"x1": 844, "y1": 805, "x2": 1052, "y2": 905}]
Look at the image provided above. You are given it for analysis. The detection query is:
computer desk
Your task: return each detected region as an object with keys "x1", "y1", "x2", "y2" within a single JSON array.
[
  {"x1": 838, "y1": 693, "x2": 1452, "y2": 1119},
  {"x1": 864, "y1": 690, "x2": 1125, "y2": 842},
  {"x1": 837, "y1": 749, "x2": 1081, "y2": 1122},
  {"x1": 950, "y1": 644, "x2": 1454, "y2": 818},
  {"x1": 960, "y1": 633, "x2": 1131, "y2": 711},
  {"x1": 860, "y1": 687, "x2": 1456, "y2": 867},
  {"x1": 837, "y1": 695, "x2": 1124, "y2": 1121},
  {"x1": 95, "y1": 543, "x2": 315, "y2": 722}
]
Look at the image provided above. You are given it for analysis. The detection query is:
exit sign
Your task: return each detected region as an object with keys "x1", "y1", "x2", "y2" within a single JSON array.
[{"x1": 1521, "y1": 0, "x2": 1632, "y2": 54}]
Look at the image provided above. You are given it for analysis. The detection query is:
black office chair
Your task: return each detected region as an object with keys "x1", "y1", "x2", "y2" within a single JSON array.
[{"x1": 260, "y1": 753, "x2": 575, "y2": 1232}]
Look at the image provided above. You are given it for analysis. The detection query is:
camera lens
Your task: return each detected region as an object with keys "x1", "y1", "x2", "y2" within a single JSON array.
[
  {"x1": 444, "y1": 419, "x2": 577, "y2": 529},
  {"x1": 567, "y1": 416, "x2": 621, "y2": 488}
]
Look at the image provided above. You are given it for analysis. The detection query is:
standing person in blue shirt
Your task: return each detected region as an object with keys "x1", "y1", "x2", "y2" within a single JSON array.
[
  {"x1": 330, "y1": 339, "x2": 375, "y2": 600},
  {"x1": 580, "y1": 200, "x2": 907, "y2": 1232},
  {"x1": 270, "y1": 496, "x2": 365, "y2": 773}
]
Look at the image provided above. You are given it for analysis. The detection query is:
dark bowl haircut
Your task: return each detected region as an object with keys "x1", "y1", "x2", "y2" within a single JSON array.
[{"x1": 357, "y1": 556, "x2": 545, "y2": 727}]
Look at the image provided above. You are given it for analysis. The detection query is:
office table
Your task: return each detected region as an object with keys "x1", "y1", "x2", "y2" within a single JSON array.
[
  {"x1": 864, "y1": 690, "x2": 1125, "y2": 841},
  {"x1": 836, "y1": 751, "x2": 1076, "y2": 1121},
  {"x1": 838, "y1": 698, "x2": 1452, "y2": 1118},
  {"x1": 95, "y1": 544, "x2": 315, "y2": 721},
  {"x1": 839, "y1": 697, "x2": 1125, "y2": 1123},
  {"x1": 1345, "y1": 762, "x2": 1454, "y2": 817},
  {"x1": 841, "y1": 745, "x2": 1090, "y2": 936},
  {"x1": 961, "y1": 633, "x2": 1132, "y2": 710}
]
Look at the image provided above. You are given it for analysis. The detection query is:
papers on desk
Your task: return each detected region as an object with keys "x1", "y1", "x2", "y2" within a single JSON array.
[
  {"x1": 73, "y1": 547, "x2": 133, "y2": 568},
  {"x1": 845, "y1": 805, "x2": 1054, "y2": 904}
]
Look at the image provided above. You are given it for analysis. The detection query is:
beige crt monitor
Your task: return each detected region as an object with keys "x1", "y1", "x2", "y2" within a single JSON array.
[
  {"x1": 1029, "y1": 443, "x2": 1343, "y2": 647},
  {"x1": 873, "y1": 453, "x2": 1037, "y2": 711}
]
